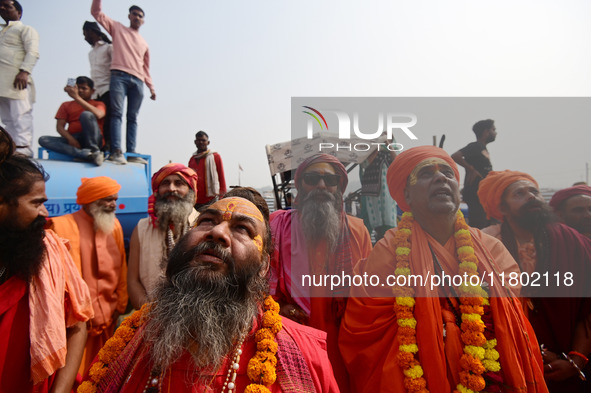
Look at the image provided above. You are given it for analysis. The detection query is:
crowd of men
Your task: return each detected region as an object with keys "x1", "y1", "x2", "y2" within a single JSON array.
[{"x1": 1, "y1": 2, "x2": 590, "y2": 391}]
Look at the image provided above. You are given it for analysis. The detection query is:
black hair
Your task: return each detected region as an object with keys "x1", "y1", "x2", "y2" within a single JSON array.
[
  {"x1": 472, "y1": 119, "x2": 495, "y2": 138},
  {"x1": 76, "y1": 76, "x2": 94, "y2": 89},
  {"x1": 195, "y1": 130, "x2": 209, "y2": 139},
  {"x1": 0, "y1": 126, "x2": 48, "y2": 206},
  {"x1": 129, "y1": 5, "x2": 144, "y2": 15},
  {"x1": 11, "y1": 0, "x2": 22, "y2": 14}
]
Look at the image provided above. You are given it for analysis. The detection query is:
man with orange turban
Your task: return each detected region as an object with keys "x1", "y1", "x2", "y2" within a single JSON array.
[
  {"x1": 48, "y1": 176, "x2": 128, "y2": 377},
  {"x1": 128, "y1": 163, "x2": 199, "y2": 309},
  {"x1": 478, "y1": 170, "x2": 591, "y2": 393},
  {"x1": 269, "y1": 153, "x2": 372, "y2": 392},
  {"x1": 549, "y1": 184, "x2": 591, "y2": 238},
  {"x1": 340, "y1": 146, "x2": 548, "y2": 393}
]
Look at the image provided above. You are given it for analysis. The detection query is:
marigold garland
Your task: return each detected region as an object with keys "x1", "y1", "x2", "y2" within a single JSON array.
[
  {"x1": 79, "y1": 296, "x2": 283, "y2": 393},
  {"x1": 77, "y1": 304, "x2": 149, "y2": 393},
  {"x1": 392, "y1": 211, "x2": 503, "y2": 393}
]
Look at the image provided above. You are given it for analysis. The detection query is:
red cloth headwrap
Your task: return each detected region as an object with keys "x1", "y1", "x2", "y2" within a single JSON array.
[
  {"x1": 76, "y1": 176, "x2": 121, "y2": 205},
  {"x1": 549, "y1": 185, "x2": 591, "y2": 210},
  {"x1": 386, "y1": 146, "x2": 459, "y2": 212},
  {"x1": 148, "y1": 163, "x2": 198, "y2": 226},
  {"x1": 294, "y1": 153, "x2": 348, "y2": 205},
  {"x1": 477, "y1": 170, "x2": 539, "y2": 221}
]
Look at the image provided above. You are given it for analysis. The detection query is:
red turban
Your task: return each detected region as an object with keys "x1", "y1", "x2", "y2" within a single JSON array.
[
  {"x1": 294, "y1": 153, "x2": 348, "y2": 205},
  {"x1": 76, "y1": 176, "x2": 121, "y2": 205},
  {"x1": 477, "y1": 170, "x2": 539, "y2": 221},
  {"x1": 386, "y1": 146, "x2": 459, "y2": 212},
  {"x1": 549, "y1": 185, "x2": 591, "y2": 210},
  {"x1": 151, "y1": 163, "x2": 198, "y2": 195},
  {"x1": 148, "y1": 163, "x2": 199, "y2": 226}
]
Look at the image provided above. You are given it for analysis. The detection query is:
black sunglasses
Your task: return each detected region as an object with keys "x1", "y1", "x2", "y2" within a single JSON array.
[{"x1": 302, "y1": 173, "x2": 340, "y2": 187}]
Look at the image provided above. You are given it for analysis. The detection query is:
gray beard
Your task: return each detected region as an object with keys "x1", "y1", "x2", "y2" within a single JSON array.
[
  {"x1": 154, "y1": 190, "x2": 195, "y2": 233},
  {"x1": 142, "y1": 255, "x2": 268, "y2": 374},
  {"x1": 300, "y1": 189, "x2": 343, "y2": 252},
  {"x1": 88, "y1": 203, "x2": 116, "y2": 234}
]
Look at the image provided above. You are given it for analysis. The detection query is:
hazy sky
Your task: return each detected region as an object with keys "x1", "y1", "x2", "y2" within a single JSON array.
[{"x1": 18, "y1": 0, "x2": 591, "y2": 191}]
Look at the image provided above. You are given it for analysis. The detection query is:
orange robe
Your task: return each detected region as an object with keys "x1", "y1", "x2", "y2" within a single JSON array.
[
  {"x1": 0, "y1": 230, "x2": 93, "y2": 392},
  {"x1": 49, "y1": 209, "x2": 128, "y2": 375},
  {"x1": 339, "y1": 225, "x2": 548, "y2": 393},
  {"x1": 270, "y1": 210, "x2": 372, "y2": 393}
]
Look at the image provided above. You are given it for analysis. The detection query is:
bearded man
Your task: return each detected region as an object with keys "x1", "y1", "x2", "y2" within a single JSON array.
[
  {"x1": 549, "y1": 184, "x2": 591, "y2": 238},
  {"x1": 48, "y1": 176, "x2": 128, "y2": 376},
  {"x1": 78, "y1": 196, "x2": 339, "y2": 392},
  {"x1": 269, "y1": 153, "x2": 372, "y2": 392},
  {"x1": 479, "y1": 170, "x2": 591, "y2": 393},
  {"x1": 340, "y1": 146, "x2": 548, "y2": 393},
  {"x1": 0, "y1": 127, "x2": 93, "y2": 392},
  {"x1": 127, "y1": 163, "x2": 199, "y2": 309}
]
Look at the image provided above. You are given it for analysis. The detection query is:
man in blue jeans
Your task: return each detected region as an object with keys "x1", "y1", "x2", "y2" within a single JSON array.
[
  {"x1": 39, "y1": 76, "x2": 105, "y2": 166},
  {"x1": 91, "y1": 0, "x2": 156, "y2": 165}
]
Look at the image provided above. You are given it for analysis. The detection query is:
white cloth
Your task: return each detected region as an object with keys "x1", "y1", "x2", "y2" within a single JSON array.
[
  {"x1": 136, "y1": 209, "x2": 199, "y2": 298},
  {"x1": 89, "y1": 40, "x2": 112, "y2": 97},
  {"x1": 204, "y1": 152, "x2": 220, "y2": 197},
  {"x1": 0, "y1": 92, "x2": 33, "y2": 156},
  {"x1": 0, "y1": 20, "x2": 39, "y2": 101}
]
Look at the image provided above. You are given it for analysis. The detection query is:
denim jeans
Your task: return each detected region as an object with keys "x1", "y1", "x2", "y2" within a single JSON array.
[
  {"x1": 109, "y1": 70, "x2": 144, "y2": 153},
  {"x1": 39, "y1": 111, "x2": 102, "y2": 159}
]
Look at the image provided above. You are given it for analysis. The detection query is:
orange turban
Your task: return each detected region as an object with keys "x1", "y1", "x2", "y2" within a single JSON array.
[
  {"x1": 76, "y1": 176, "x2": 121, "y2": 205},
  {"x1": 477, "y1": 170, "x2": 539, "y2": 221},
  {"x1": 386, "y1": 145, "x2": 459, "y2": 212}
]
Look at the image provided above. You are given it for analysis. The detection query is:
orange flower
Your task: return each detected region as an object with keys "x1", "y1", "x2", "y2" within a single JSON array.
[
  {"x1": 404, "y1": 376, "x2": 427, "y2": 391},
  {"x1": 398, "y1": 334, "x2": 417, "y2": 345},
  {"x1": 263, "y1": 296, "x2": 280, "y2": 313},
  {"x1": 460, "y1": 297, "x2": 484, "y2": 306},
  {"x1": 255, "y1": 328, "x2": 275, "y2": 342},
  {"x1": 459, "y1": 354, "x2": 486, "y2": 374},
  {"x1": 461, "y1": 320, "x2": 485, "y2": 333},
  {"x1": 244, "y1": 384, "x2": 272, "y2": 393},
  {"x1": 461, "y1": 330, "x2": 487, "y2": 347},
  {"x1": 398, "y1": 326, "x2": 416, "y2": 337},
  {"x1": 397, "y1": 351, "x2": 417, "y2": 369},
  {"x1": 459, "y1": 305, "x2": 484, "y2": 315},
  {"x1": 257, "y1": 339, "x2": 278, "y2": 353}
]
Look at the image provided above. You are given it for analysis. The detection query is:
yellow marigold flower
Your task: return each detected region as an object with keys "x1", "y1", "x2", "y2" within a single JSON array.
[
  {"x1": 464, "y1": 345, "x2": 485, "y2": 360},
  {"x1": 484, "y1": 348, "x2": 500, "y2": 361},
  {"x1": 458, "y1": 246, "x2": 475, "y2": 256},
  {"x1": 403, "y1": 364, "x2": 424, "y2": 379},
  {"x1": 397, "y1": 318, "x2": 417, "y2": 329},
  {"x1": 396, "y1": 297, "x2": 416, "y2": 308},
  {"x1": 459, "y1": 262, "x2": 477, "y2": 272},
  {"x1": 77, "y1": 381, "x2": 97, "y2": 393},
  {"x1": 456, "y1": 383, "x2": 475, "y2": 393},
  {"x1": 483, "y1": 339, "x2": 497, "y2": 350},
  {"x1": 252, "y1": 351, "x2": 278, "y2": 367},
  {"x1": 461, "y1": 313, "x2": 482, "y2": 323},
  {"x1": 399, "y1": 344, "x2": 419, "y2": 353},
  {"x1": 396, "y1": 247, "x2": 411, "y2": 256},
  {"x1": 399, "y1": 228, "x2": 412, "y2": 236},
  {"x1": 114, "y1": 326, "x2": 135, "y2": 343},
  {"x1": 247, "y1": 358, "x2": 264, "y2": 381},
  {"x1": 482, "y1": 359, "x2": 501, "y2": 372},
  {"x1": 402, "y1": 212, "x2": 413, "y2": 218},
  {"x1": 481, "y1": 298, "x2": 490, "y2": 306},
  {"x1": 455, "y1": 229, "x2": 470, "y2": 237},
  {"x1": 395, "y1": 267, "x2": 411, "y2": 276},
  {"x1": 244, "y1": 384, "x2": 272, "y2": 393}
]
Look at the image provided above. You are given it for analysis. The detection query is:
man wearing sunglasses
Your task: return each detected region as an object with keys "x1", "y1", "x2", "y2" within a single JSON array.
[{"x1": 269, "y1": 153, "x2": 372, "y2": 393}]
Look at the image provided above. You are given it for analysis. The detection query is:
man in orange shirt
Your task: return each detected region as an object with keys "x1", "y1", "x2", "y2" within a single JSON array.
[
  {"x1": 48, "y1": 176, "x2": 128, "y2": 376},
  {"x1": 39, "y1": 76, "x2": 105, "y2": 165},
  {"x1": 270, "y1": 153, "x2": 372, "y2": 392}
]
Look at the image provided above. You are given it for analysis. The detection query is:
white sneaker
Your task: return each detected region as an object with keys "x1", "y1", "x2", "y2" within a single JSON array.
[{"x1": 107, "y1": 151, "x2": 127, "y2": 165}]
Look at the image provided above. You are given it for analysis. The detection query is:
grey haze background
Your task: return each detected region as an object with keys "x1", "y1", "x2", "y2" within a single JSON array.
[{"x1": 21, "y1": 0, "x2": 591, "y2": 190}]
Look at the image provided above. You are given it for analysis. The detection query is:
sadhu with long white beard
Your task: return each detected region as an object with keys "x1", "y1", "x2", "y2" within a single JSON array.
[
  {"x1": 339, "y1": 146, "x2": 548, "y2": 393},
  {"x1": 78, "y1": 196, "x2": 339, "y2": 392}
]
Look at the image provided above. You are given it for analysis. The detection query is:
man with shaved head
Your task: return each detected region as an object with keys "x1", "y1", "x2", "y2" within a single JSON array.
[{"x1": 549, "y1": 184, "x2": 591, "y2": 238}]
